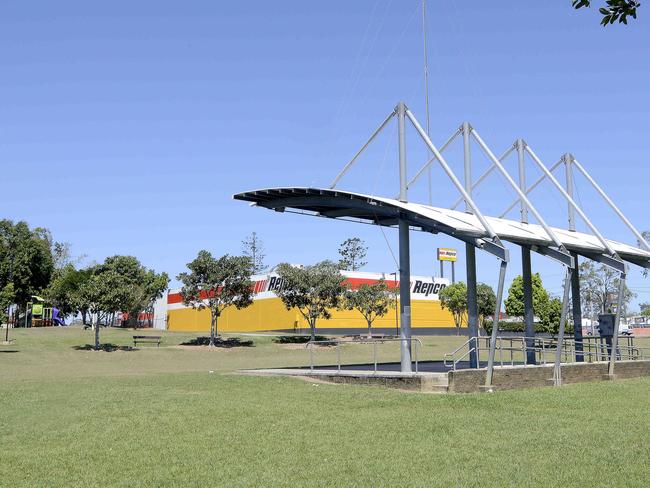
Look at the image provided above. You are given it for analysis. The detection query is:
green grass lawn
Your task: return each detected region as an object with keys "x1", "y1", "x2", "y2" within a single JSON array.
[{"x1": 1, "y1": 327, "x2": 649, "y2": 487}]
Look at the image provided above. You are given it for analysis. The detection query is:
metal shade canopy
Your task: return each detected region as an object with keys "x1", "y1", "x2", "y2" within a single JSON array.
[
  {"x1": 235, "y1": 102, "x2": 649, "y2": 383},
  {"x1": 233, "y1": 187, "x2": 650, "y2": 270}
]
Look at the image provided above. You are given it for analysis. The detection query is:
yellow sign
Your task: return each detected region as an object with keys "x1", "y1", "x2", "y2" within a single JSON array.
[
  {"x1": 32, "y1": 303, "x2": 44, "y2": 316},
  {"x1": 437, "y1": 248, "x2": 457, "y2": 262}
]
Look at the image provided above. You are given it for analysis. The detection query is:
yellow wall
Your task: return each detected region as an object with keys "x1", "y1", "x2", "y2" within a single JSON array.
[{"x1": 167, "y1": 297, "x2": 455, "y2": 333}]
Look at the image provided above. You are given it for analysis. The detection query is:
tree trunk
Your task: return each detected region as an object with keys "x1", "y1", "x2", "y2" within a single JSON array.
[
  {"x1": 94, "y1": 313, "x2": 100, "y2": 350},
  {"x1": 310, "y1": 319, "x2": 316, "y2": 341},
  {"x1": 82, "y1": 309, "x2": 87, "y2": 326},
  {"x1": 209, "y1": 313, "x2": 216, "y2": 347},
  {"x1": 367, "y1": 319, "x2": 372, "y2": 338}
]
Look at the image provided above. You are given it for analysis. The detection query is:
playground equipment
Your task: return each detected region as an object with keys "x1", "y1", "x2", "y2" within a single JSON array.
[
  {"x1": 235, "y1": 102, "x2": 650, "y2": 388},
  {"x1": 25, "y1": 296, "x2": 65, "y2": 327}
]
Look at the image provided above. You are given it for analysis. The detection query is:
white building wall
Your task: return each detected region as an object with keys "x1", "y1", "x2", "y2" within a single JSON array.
[{"x1": 152, "y1": 295, "x2": 168, "y2": 330}]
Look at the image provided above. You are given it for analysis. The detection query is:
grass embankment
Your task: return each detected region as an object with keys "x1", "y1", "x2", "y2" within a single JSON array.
[{"x1": 1, "y1": 327, "x2": 649, "y2": 487}]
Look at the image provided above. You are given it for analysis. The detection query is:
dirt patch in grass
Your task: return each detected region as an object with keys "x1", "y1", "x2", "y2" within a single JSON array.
[
  {"x1": 72, "y1": 344, "x2": 136, "y2": 352},
  {"x1": 281, "y1": 343, "x2": 336, "y2": 350},
  {"x1": 177, "y1": 337, "x2": 255, "y2": 348}
]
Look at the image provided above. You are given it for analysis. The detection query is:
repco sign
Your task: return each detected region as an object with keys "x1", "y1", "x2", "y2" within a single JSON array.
[
  {"x1": 267, "y1": 276, "x2": 286, "y2": 292},
  {"x1": 411, "y1": 280, "x2": 446, "y2": 297}
]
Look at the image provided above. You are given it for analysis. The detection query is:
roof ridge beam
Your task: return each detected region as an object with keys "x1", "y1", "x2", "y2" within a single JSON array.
[
  {"x1": 524, "y1": 143, "x2": 618, "y2": 257},
  {"x1": 571, "y1": 157, "x2": 650, "y2": 252},
  {"x1": 499, "y1": 158, "x2": 563, "y2": 218},
  {"x1": 403, "y1": 109, "x2": 500, "y2": 244},
  {"x1": 450, "y1": 142, "x2": 517, "y2": 211},
  {"x1": 403, "y1": 127, "x2": 462, "y2": 195},
  {"x1": 470, "y1": 127, "x2": 567, "y2": 254}
]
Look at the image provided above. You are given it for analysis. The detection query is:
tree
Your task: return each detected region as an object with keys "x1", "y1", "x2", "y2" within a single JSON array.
[
  {"x1": 337, "y1": 237, "x2": 367, "y2": 271},
  {"x1": 51, "y1": 241, "x2": 86, "y2": 270},
  {"x1": 177, "y1": 251, "x2": 254, "y2": 346},
  {"x1": 45, "y1": 264, "x2": 92, "y2": 320},
  {"x1": 0, "y1": 220, "x2": 54, "y2": 313},
  {"x1": 345, "y1": 280, "x2": 391, "y2": 337},
  {"x1": 140, "y1": 270, "x2": 170, "y2": 328},
  {"x1": 100, "y1": 256, "x2": 149, "y2": 327},
  {"x1": 573, "y1": 0, "x2": 640, "y2": 26},
  {"x1": 242, "y1": 232, "x2": 266, "y2": 274},
  {"x1": 78, "y1": 268, "x2": 130, "y2": 350},
  {"x1": 439, "y1": 282, "x2": 467, "y2": 335},
  {"x1": 641, "y1": 303, "x2": 650, "y2": 317},
  {"x1": 503, "y1": 273, "x2": 570, "y2": 331},
  {"x1": 0, "y1": 283, "x2": 15, "y2": 328},
  {"x1": 275, "y1": 261, "x2": 346, "y2": 340},
  {"x1": 99, "y1": 256, "x2": 169, "y2": 328},
  {"x1": 579, "y1": 261, "x2": 634, "y2": 319},
  {"x1": 539, "y1": 297, "x2": 564, "y2": 334},
  {"x1": 477, "y1": 283, "x2": 497, "y2": 328},
  {"x1": 504, "y1": 273, "x2": 550, "y2": 319}
]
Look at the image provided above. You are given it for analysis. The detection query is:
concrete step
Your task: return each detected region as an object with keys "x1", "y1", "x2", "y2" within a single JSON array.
[{"x1": 420, "y1": 373, "x2": 449, "y2": 393}]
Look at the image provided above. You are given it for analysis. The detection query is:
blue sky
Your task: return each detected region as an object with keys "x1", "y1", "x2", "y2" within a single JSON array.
[{"x1": 2, "y1": 1, "x2": 650, "y2": 307}]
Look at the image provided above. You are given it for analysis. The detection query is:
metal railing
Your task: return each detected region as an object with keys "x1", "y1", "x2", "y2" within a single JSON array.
[
  {"x1": 305, "y1": 337, "x2": 422, "y2": 373},
  {"x1": 443, "y1": 335, "x2": 650, "y2": 371}
]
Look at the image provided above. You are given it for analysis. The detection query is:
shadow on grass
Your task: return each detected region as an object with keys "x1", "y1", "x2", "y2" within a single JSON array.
[
  {"x1": 180, "y1": 337, "x2": 254, "y2": 348},
  {"x1": 73, "y1": 344, "x2": 136, "y2": 352},
  {"x1": 0, "y1": 350, "x2": 18, "y2": 353},
  {"x1": 273, "y1": 335, "x2": 336, "y2": 346}
]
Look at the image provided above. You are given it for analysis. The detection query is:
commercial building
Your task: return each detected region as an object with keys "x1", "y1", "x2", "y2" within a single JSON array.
[{"x1": 161, "y1": 269, "x2": 455, "y2": 335}]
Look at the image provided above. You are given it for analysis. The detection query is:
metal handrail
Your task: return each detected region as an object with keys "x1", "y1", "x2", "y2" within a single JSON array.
[
  {"x1": 443, "y1": 335, "x2": 649, "y2": 371},
  {"x1": 305, "y1": 337, "x2": 423, "y2": 373},
  {"x1": 443, "y1": 337, "x2": 475, "y2": 364}
]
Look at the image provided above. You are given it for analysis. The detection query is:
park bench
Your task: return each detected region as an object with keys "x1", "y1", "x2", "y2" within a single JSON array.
[{"x1": 133, "y1": 335, "x2": 162, "y2": 348}]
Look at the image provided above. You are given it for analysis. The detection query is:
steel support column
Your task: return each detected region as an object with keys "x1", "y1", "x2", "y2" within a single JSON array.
[
  {"x1": 399, "y1": 217, "x2": 412, "y2": 372},
  {"x1": 564, "y1": 156, "x2": 584, "y2": 361},
  {"x1": 466, "y1": 244, "x2": 479, "y2": 368},
  {"x1": 397, "y1": 102, "x2": 412, "y2": 373},
  {"x1": 517, "y1": 138, "x2": 535, "y2": 365},
  {"x1": 607, "y1": 273, "x2": 626, "y2": 377},
  {"x1": 463, "y1": 122, "x2": 472, "y2": 212},
  {"x1": 517, "y1": 139, "x2": 528, "y2": 223},
  {"x1": 522, "y1": 246, "x2": 536, "y2": 364},
  {"x1": 485, "y1": 260, "x2": 508, "y2": 388},
  {"x1": 553, "y1": 268, "x2": 572, "y2": 386},
  {"x1": 463, "y1": 122, "x2": 479, "y2": 368},
  {"x1": 571, "y1": 252, "x2": 584, "y2": 361},
  {"x1": 398, "y1": 102, "x2": 407, "y2": 203}
]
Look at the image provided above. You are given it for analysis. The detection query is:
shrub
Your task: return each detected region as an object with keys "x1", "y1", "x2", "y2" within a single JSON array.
[{"x1": 483, "y1": 320, "x2": 574, "y2": 335}]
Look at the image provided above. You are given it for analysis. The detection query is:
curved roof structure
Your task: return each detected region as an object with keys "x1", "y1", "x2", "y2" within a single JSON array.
[{"x1": 234, "y1": 187, "x2": 650, "y2": 270}]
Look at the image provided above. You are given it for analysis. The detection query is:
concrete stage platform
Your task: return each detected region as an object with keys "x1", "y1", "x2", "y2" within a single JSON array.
[{"x1": 239, "y1": 359, "x2": 650, "y2": 394}]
